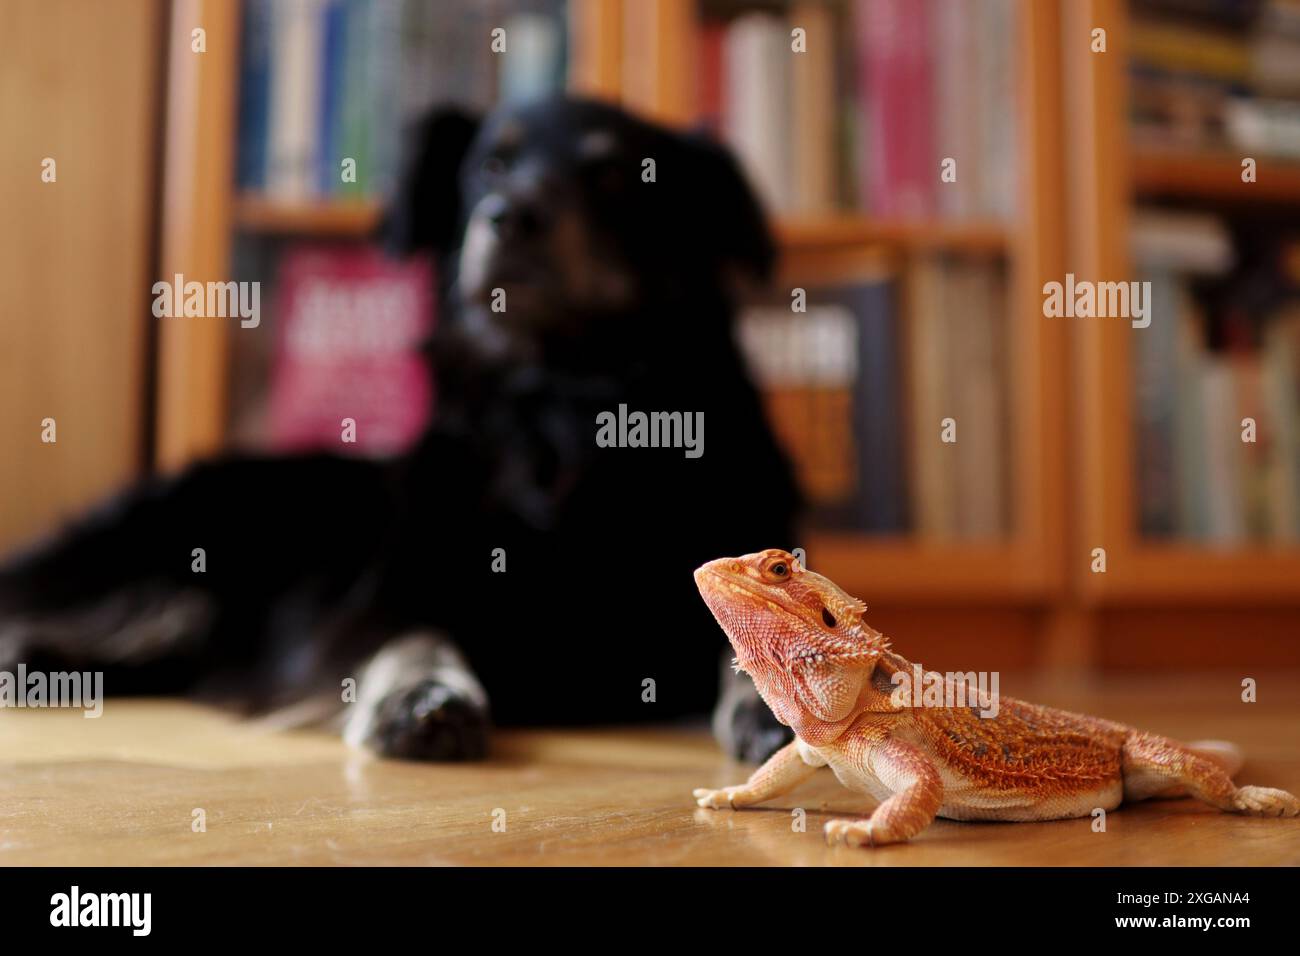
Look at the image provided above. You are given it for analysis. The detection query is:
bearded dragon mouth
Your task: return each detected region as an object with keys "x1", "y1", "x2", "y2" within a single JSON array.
[{"x1": 694, "y1": 565, "x2": 780, "y2": 609}]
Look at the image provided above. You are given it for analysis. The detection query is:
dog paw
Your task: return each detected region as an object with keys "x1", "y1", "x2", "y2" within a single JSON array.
[
  {"x1": 717, "y1": 695, "x2": 793, "y2": 765},
  {"x1": 1232, "y1": 786, "x2": 1300, "y2": 817},
  {"x1": 365, "y1": 678, "x2": 491, "y2": 761}
]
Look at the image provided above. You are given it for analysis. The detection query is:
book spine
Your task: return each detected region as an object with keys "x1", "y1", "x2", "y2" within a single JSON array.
[
  {"x1": 1133, "y1": 271, "x2": 1181, "y2": 536},
  {"x1": 789, "y1": 2, "x2": 836, "y2": 214},
  {"x1": 858, "y1": 0, "x2": 934, "y2": 219},
  {"x1": 267, "y1": 0, "x2": 324, "y2": 200},
  {"x1": 1174, "y1": 303, "x2": 1211, "y2": 538},
  {"x1": 337, "y1": 0, "x2": 370, "y2": 197},
  {"x1": 1263, "y1": 315, "x2": 1300, "y2": 539},
  {"x1": 316, "y1": 0, "x2": 346, "y2": 197},
  {"x1": 366, "y1": 0, "x2": 402, "y2": 201},
  {"x1": 236, "y1": 0, "x2": 272, "y2": 192},
  {"x1": 904, "y1": 255, "x2": 955, "y2": 536},
  {"x1": 1201, "y1": 357, "x2": 1246, "y2": 543},
  {"x1": 852, "y1": 282, "x2": 908, "y2": 532}
]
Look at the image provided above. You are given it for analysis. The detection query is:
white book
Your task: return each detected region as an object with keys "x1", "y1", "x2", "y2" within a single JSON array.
[
  {"x1": 1131, "y1": 209, "x2": 1234, "y2": 275},
  {"x1": 738, "y1": 306, "x2": 856, "y2": 388},
  {"x1": 724, "y1": 13, "x2": 792, "y2": 214},
  {"x1": 267, "y1": 0, "x2": 324, "y2": 199},
  {"x1": 500, "y1": 12, "x2": 562, "y2": 103},
  {"x1": 1201, "y1": 359, "x2": 1246, "y2": 544}
]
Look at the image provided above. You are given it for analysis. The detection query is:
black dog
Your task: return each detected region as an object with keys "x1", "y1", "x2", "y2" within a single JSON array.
[{"x1": 0, "y1": 97, "x2": 798, "y2": 762}]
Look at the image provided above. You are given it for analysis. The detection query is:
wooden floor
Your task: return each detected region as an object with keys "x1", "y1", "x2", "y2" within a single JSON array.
[{"x1": 2, "y1": 677, "x2": 1298, "y2": 865}]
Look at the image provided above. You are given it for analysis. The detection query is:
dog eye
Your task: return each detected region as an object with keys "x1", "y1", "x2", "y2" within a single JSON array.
[
  {"x1": 481, "y1": 151, "x2": 511, "y2": 176},
  {"x1": 578, "y1": 129, "x2": 618, "y2": 161}
]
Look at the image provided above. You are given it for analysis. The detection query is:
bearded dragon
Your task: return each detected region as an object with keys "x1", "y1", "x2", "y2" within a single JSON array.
[{"x1": 692, "y1": 549, "x2": 1300, "y2": 846}]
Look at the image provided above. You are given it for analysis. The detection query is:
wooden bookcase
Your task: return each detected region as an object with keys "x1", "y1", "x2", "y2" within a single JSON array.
[
  {"x1": 594, "y1": 0, "x2": 1071, "y2": 608},
  {"x1": 152, "y1": 0, "x2": 1299, "y2": 671},
  {"x1": 1065, "y1": 0, "x2": 1300, "y2": 608}
]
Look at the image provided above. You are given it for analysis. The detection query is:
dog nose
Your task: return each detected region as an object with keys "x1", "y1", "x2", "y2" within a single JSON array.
[{"x1": 482, "y1": 192, "x2": 544, "y2": 239}]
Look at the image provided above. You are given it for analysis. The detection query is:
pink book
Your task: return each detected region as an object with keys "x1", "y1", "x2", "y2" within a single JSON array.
[
  {"x1": 267, "y1": 247, "x2": 435, "y2": 456},
  {"x1": 698, "y1": 20, "x2": 726, "y2": 136},
  {"x1": 856, "y1": 0, "x2": 935, "y2": 219}
]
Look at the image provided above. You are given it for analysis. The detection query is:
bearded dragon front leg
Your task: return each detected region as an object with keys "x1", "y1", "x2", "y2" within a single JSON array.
[
  {"x1": 694, "y1": 739, "x2": 819, "y2": 809},
  {"x1": 822, "y1": 726, "x2": 944, "y2": 847}
]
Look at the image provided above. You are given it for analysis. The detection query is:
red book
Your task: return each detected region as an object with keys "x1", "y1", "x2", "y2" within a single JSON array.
[
  {"x1": 698, "y1": 20, "x2": 726, "y2": 137},
  {"x1": 267, "y1": 247, "x2": 434, "y2": 456},
  {"x1": 856, "y1": 0, "x2": 935, "y2": 219}
]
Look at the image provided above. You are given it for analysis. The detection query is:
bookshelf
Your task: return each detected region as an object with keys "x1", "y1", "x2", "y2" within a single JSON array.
[
  {"x1": 1066, "y1": 0, "x2": 1300, "y2": 608},
  {"x1": 156, "y1": 0, "x2": 1068, "y2": 638},
  {"x1": 1131, "y1": 147, "x2": 1300, "y2": 203},
  {"x1": 623, "y1": 0, "x2": 1070, "y2": 607},
  {"x1": 159, "y1": 0, "x2": 1300, "y2": 672},
  {"x1": 233, "y1": 194, "x2": 382, "y2": 235}
]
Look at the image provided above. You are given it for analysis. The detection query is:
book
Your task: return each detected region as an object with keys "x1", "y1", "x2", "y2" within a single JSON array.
[
  {"x1": 948, "y1": 260, "x2": 1008, "y2": 539},
  {"x1": 499, "y1": 11, "x2": 564, "y2": 103},
  {"x1": 723, "y1": 13, "x2": 792, "y2": 214},
  {"x1": 1133, "y1": 271, "x2": 1183, "y2": 536},
  {"x1": 697, "y1": 20, "x2": 726, "y2": 137},
  {"x1": 904, "y1": 255, "x2": 956, "y2": 537},
  {"x1": 1173, "y1": 301, "x2": 1212, "y2": 539},
  {"x1": 855, "y1": 0, "x2": 935, "y2": 219},
  {"x1": 1262, "y1": 309, "x2": 1300, "y2": 539},
  {"x1": 1131, "y1": 209, "x2": 1234, "y2": 275},
  {"x1": 1201, "y1": 357, "x2": 1246, "y2": 542},
  {"x1": 266, "y1": 0, "x2": 324, "y2": 200},
  {"x1": 267, "y1": 247, "x2": 435, "y2": 456},
  {"x1": 931, "y1": 0, "x2": 980, "y2": 220},
  {"x1": 335, "y1": 0, "x2": 372, "y2": 196},
  {"x1": 837, "y1": 280, "x2": 908, "y2": 533},
  {"x1": 738, "y1": 305, "x2": 859, "y2": 511},
  {"x1": 235, "y1": 0, "x2": 273, "y2": 191},
  {"x1": 976, "y1": 0, "x2": 1017, "y2": 220},
  {"x1": 788, "y1": 2, "x2": 836, "y2": 214},
  {"x1": 316, "y1": 0, "x2": 347, "y2": 196}
]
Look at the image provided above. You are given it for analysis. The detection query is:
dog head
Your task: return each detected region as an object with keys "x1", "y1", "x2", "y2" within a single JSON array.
[{"x1": 385, "y1": 96, "x2": 774, "y2": 342}]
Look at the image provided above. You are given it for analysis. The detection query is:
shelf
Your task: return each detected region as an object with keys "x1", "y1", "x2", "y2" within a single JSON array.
[
  {"x1": 1079, "y1": 544, "x2": 1300, "y2": 606},
  {"x1": 777, "y1": 216, "x2": 1010, "y2": 255},
  {"x1": 1131, "y1": 147, "x2": 1300, "y2": 203},
  {"x1": 230, "y1": 197, "x2": 1010, "y2": 255},
  {"x1": 233, "y1": 195, "x2": 383, "y2": 236},
  {"x1": 802, "y1": 532, "x2": 1055, "y2": 605}
]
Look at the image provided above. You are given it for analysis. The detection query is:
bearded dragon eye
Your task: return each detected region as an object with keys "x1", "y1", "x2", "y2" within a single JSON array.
[
  {"x1": 771, "y1": 563, "x2": 788, "y2": 577},
  {"x1": 821, "y1": 607, "x2": 837, "y2": 628}
]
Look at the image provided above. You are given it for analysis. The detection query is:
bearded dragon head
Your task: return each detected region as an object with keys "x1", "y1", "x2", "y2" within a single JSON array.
[{"x1": 694, "y1": 550, "x2": 889, "y2": 737}]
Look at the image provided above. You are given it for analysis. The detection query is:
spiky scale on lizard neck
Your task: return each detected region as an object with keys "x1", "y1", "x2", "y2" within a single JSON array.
[{"x1": 695, "y1": 549, "x2": 890, "y2": 743}]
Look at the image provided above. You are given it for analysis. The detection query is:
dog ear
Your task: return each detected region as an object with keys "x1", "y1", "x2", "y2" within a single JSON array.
[
  {"x1": 382, "y1": 106, "x2": 481, "y2": 257},
  {"x1": 679, "y1": 134, "x2": 776, "y2": 285}
]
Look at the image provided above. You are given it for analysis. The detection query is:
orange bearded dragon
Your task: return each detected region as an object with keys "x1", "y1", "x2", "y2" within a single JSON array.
[{"x1": 692, "y1": 549, "x2": 1300, "y2": 847}]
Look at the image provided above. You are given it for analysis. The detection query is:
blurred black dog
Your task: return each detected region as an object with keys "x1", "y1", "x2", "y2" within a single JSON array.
[{"x1": 0, "y1": 97, "x2": 798, "y2": 761}]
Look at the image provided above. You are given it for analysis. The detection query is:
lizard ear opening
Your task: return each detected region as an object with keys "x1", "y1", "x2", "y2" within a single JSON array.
[{"x1": 821, "y1": 607, "x2": 837, "y2": 628}]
